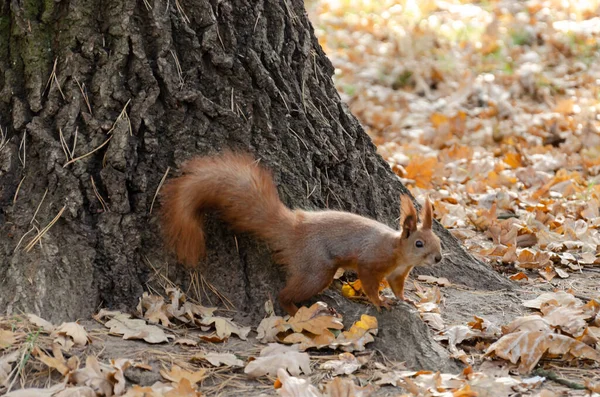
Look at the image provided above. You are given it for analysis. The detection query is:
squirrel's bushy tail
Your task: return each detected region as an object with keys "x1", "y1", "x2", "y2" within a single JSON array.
[{"x1": 160, "y1": 151, "x2": 296, "y2": 266}]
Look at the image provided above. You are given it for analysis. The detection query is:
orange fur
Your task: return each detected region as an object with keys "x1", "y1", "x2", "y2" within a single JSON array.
[{"x1": 160, "y1": 152, "x2": 443, "y2": 315}]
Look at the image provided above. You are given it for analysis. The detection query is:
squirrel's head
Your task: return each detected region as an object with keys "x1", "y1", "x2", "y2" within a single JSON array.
[{"x1": 397, "y1": 195, "x2": 442, "y2": 268}]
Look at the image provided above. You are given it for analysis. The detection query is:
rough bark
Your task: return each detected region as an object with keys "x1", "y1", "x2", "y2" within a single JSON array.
[{"x1": 0, "y1": 0, "x2": 509, "y2": 371}]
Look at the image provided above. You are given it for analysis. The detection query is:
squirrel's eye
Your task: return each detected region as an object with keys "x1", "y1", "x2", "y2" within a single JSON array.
[{"x1": 415, "y1": 240, "x2": 424, "y2": 248}]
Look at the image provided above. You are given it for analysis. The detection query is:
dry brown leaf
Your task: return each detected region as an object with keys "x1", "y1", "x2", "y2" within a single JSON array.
[
  {"x1": 173, "y1": 338, "x2": 198, "y2": 346},
  {"x1": 421, "y1": 312, "x2": 445, "y2": 331},
  {"x1": 138, "y1": 293, "x2": 172, "y2": 327},
  {"x1": 160, "y1": 365, "x2": 207, "y2": 385},
  {"x1": 52, "y1": 322, "x2": 90, "y2": 347},
  {"x1": 54, "y1": 386, "x2": 97, "y2": 397},
  {"x1": 417, "y1": 275, "x2": 452, "y2": 287},
  {"x1": 256, "y1": 315, "x2": 288, "y2": 343},
  {"x1": 69, "y1": 356, "x2": 115, "y2": 396},
  {"x1": 33, "y1": 345, "x2": 71, "y2": 376},
  {"x1": 276, "y1": 368, "x2": 320, "y2": 397},
  {"x1": 164, "y1": 379, "x2": 201, "y2": 397},
  {"x1": 0, "y1": 330, "x2": 18, "y2": 349},
  {"x1": 509, "y1": 272, "x2": 529, "y2": 281},
  {"x1": 319, "y1": 352, "x2": 361, "y2": 376},
  {"x1": 287, "y1": 302, "x2": 344, "y2": 335},
  {"x1": 244, "y1": 344, "x2": 311, "y2": 377},
  {"x1": 26, "y1": 314, "x2": 55, "y2": 333},
  {"x1": 4, "y1": 383, "x2": 66, "y2": 397},
  {"x1": 523, "y1": 291, "x2": 582, "y2": 309},
  {"x1": 194, "y1": 352, "x2": 244, "y2": 367},
  {"x1": 540, "y1": 304, "x2": 589, "y2": 337},
  {"x1": 198, "y1": 316, "x2": 250, "y2": 341},
  {"x1": 486, "y1": 330, "x2": 600, "y2": 373},
  {"x1": 324, "y1": 376, "x2": 376, "y2": 397},
  {"x1": 283, "y1": 328, "x2": 337, "y2": 351},
  {"x1": 0, "y1": 351, "x2": 19, "y2": 387},
  {"x1": 100, "y1": 311, "x2": 170, "y2": 344}
]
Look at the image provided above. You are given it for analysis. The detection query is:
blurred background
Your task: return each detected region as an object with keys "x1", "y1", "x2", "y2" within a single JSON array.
[{"x1": 307, "y1": 0, "x2": 600, "y2": 270}]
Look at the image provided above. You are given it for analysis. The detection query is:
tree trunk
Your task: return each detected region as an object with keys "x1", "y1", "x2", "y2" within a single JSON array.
[{"x1": 0, "y1": 0, "x2": 510, "y2": 371}]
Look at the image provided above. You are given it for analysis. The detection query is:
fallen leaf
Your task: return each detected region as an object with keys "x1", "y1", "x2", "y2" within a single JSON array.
[
  {"x1": 4, "y1": 383, "x2": 66, "y2": 397},
  {"x1": 160, "y1": 365, "x2": 207, "y2": 385},
  {"x1": 173, "y1": 338, "x2": 198, "y2": 346},
  {"x1": 26, "y1": 314, "x2": 55, "y2": 333},
  {"x1": 245, "y1": 344, "x2": 311, "y2": 377},
  {"x1": 164, "y1": 379, "x2": 200, "y2": 397},
  {"x1": 52, "y1": 322, "x2": 90, "y2": 347},
  {"x1": 276, "y1": 368, "x2": 320, "y2": 397},
  {"x1": 335, "y1": 314, "x2": 378, "y2": 352},
  {"x1": 324, "y1": 376, "x2": 376, "y2": 397},
  {"x1": 54, "y1": 386, "x2": 97, "y2": 397},
  {"x1": 256, "y1": 315, "x2": 289, "y2": 343},
  {"x1": 486, "y1": 330, "x2": 600, "y2": 373},
  {"x1": 138, "y1": 293, "x2": 172, "y2": 327},
  {"x1": 34, "y1": 345, "x2": 71, "y2": 376},
  {"x1": 319, "y1": 352, "x2": 362, "y2": 375},
  {"x1": 287, "y1": 302, "x2": 344, "y2": 335},
  {"x1": 194, "y1": 352, "x2": 244, "y2": 367},
  {"x1": 417, "y1": 275, "x2": 452, "y2": 287},
  {"x1": 0, "y1": 351, "x2": 19, "y2": 387},
  {"x1": 523, "y1": 291, "x2": 582, "y2": 309},
  {"x1": 69, "y1": 356, "x2": 115, "y2": 396},
  {"x1": 101, "y1": 311, "x2": 170, "y2": 344},
  {"x1": 0, "y1": 330, "x2": 17, "y2": 349},
  {"x1": 198, "y1": 316, "x2": 251, "y2": 341}
]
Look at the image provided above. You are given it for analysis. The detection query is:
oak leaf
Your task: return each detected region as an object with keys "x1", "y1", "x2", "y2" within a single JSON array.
[
  {"x1": 244, "y1": 344, "x2": 311, "y2": 378},
  {"x1": 486, "y1": 330, "x2": 600, "y2": 373},
  {"x1": 287, "y1": 302, "x2": 343, "y2": 335}
]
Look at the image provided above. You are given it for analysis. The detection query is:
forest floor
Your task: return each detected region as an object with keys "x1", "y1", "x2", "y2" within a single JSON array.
[{"x1": 2, "y1": 0, "x2": 600, "y2": 396}]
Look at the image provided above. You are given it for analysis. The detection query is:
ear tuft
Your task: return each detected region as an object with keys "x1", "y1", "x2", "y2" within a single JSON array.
[
  {"x1": 422, "y1": 196, "x2": 433, "y2": 230},
  {"x1": 400, "y1": 195, "x2": 418, "y2": 238}
]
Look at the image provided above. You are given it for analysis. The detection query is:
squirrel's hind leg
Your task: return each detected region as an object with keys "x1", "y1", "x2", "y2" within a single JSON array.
[{"x1": 278, "y1": 265, "x2": 338, "y2": 316}]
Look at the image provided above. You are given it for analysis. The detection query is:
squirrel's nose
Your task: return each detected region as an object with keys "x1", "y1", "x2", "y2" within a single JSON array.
[{"x1": 435, "y1": 254, "x2": 442, "y2": 263}]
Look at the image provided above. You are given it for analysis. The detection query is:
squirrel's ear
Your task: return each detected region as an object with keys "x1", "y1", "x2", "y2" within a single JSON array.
[
  {"x1": 422, "y1": 196, "x2": 433, "y2": 230},
  {"x1": 400, "y1": 195, "x2": 418, "y2": 239}
]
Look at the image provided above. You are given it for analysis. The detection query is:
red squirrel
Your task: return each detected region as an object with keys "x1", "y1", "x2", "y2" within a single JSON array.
[{"x1": 160, "y1": 151, "x2": 443, "y2": 315}]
